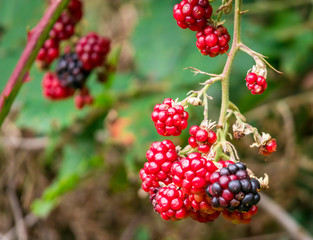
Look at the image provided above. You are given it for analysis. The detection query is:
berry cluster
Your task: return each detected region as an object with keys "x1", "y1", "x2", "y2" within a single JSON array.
[
  {"x1": 188, "y1": 125, "x2": 217, "y2": 153},
  {"x1": 33, "y1": 0, "x2": 83, "y2": 68},
  {"x1": 151, "y1": 98, "x2": 189, "y2": 136},
  {"x1": 30, "y1": 1, "x2": 112, "y2": 109},
  {"x1": 206, "y1": 162, "x2": 261, "y2": 212},
  {"x1": 245, "y1": 72, "x2": 267, "y2": 95},
  {"x1": 140, "y1": 138, "x2": 262, "y2": 223},
  {"x1": 196, "y1": 25, "x2": 231, "y2": 57},
  {"x1": 173, "y1": 0, "x2": 213, "y2": 31},
  {"x1": 172, "y1": 0, "x2": 231, "y2": 57}
]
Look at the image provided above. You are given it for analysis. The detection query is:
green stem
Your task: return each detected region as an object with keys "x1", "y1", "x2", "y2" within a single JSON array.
[{"x1": 216, "y1": 0, "x2": 242, "y2": 158}]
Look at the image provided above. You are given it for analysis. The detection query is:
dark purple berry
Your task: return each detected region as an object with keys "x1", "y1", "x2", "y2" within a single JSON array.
[{"x1": 228, "y1": 180, "x2": 241, "y2": 194}]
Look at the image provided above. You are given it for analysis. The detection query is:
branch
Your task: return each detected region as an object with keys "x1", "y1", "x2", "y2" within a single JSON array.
[
  {"x1": 259, "y1": 193, "x2": 313, "y2": 240},
  {"x1": 0, "y1": 0, "x2": 70, "y2": 127},
  {"x1": 7, "y1": 188, "x2": 28, "y2": 240}
]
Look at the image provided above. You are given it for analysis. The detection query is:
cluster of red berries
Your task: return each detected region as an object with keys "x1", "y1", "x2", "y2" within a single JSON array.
[
  {"x1": 245, "y1": 72, "x2": 267, "y2": 95},
  {"x1": 140, "y1": 141, "x2": 259, "y2": 223},
  {"x1": 173, "y1": 0, "x2": 231, "y2": 57},
  {"x1": 29, "y1": 1, "x2": 112, "y2": 109},
  {"x1": 188, "y1": 125, "x2": 217, "y2": 153}
]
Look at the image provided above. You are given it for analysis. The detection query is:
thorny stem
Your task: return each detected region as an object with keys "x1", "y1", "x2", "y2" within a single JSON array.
[{"x1": 0, "y1": 0, "x2": 70, "y2": 127}]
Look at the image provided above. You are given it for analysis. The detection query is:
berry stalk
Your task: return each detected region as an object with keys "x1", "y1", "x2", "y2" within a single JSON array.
[{"x1": 215, "y1": 0, "x2": 242, "y2": 160}]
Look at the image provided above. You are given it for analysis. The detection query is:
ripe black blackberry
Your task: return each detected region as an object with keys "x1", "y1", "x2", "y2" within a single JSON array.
[
  {"x1": 56, "y1": 52, "x2": 90, "y2": 89},
  {"x1": 206, "y1": 162, "x2": 261, "y2": 212}
]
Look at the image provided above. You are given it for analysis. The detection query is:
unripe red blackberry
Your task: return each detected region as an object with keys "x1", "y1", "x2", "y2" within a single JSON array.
[
  {"x1": 222, "y1": 205, "x2": 258, "y2": 224},
  {"x1": 259, "y1": 138, "x2": 277, "y2": 156},
  {"x1": 190, "y1": 209, "x2": 220, "y2": 223},
  {"x1": 188, "y1": 125, "x2": 217, "y2": 153},
  {"x1": 56, "y1": 52, "x2": 90, "y2": 89},
  {"x1": 67, "y1": 0, "x2": 83, "y2": 24},
  {"x1": 140, "y1": 140, "x2": 179, "y2": 194},
  {"x1": 42, "y1": 72, "x2": 75, "y2": 100},
  {"x1": 196, "y1": 25, "x2": 231, "y2": 57},
  {"x1": 36, "y1": 38, "x2": 60, "y2": 68},
  {"x1": 75, "y1": 32, "x2": 111, "y2": 71},
  {"x1": 50, "y1": 12, "x2": 75, "y2": 41},
  {"x1": 155, "y1": 184, "x2": 191, "y2": 221},
  {"x1": 151, "y1": 98, "x2": 189, "y2": 136},
  {"x1": 173, "y1": 0, "x2": 213, "y2": 31},
  {"x1": 245, "y1": 72, "x2": 267, "y2": 95},
  {"x1": 206, "y1": 162, "x2": 261, "y2": 212},
  {"x1": 74, "y1": 88, "x2": 94, "y2": 109},
  {"x1": 171, "y1": 152, "x2": 217, "y2": 195}
]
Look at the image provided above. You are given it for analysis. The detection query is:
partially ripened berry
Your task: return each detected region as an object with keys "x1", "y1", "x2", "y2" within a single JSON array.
[
  {"x1": 140, "y1": 140, "x2": 178, "y2": 194},
  {"x1": 173, "y1": 0, "x2": 213, "y2": 31},
  {"x1": 56, "y1": 52, "x2": 90, "y2": 89},
  {"x1": 245, "y1": 72, "x2": 267, "y2": 95},
  {"x1": 190, "y1": 209, "x2": 220, "y2": 223},
  {"x1": 222, "y1": 205, "x2": 258, "y2": 224},
  {"x1": 42, "y1": 72, "x2": 74, "y2": 100},
  {"x1": 67, "y1": 0, "x2": 83, "y2": 24},
  {"x1": 49, "y1": 12, "x2": 75, "y2": 41},
  {"x1": 75, "y1": 32, "x2": 111, "y2": 70},
  {"x1": 171, "y1": 152, "x2": 217, "y2": 195},
  {"x1": 196, "y1": 25, "x2": 231, "y2": 57},
  {"x1": 189, "y1": 193, "x2": 220, "y2": 214},
  {"x1": 36, "y1": 38, "x2": 60, "y2": 68},
  {"x1": 151, "y1": 98, "x2": 189, "y2": 136},
  {"x1": 206, "y1": 162, "x2": 261, "y2": 212},
  {"x1": 188, "y1": 125, "x2": 217, "y2": 153},
  {"x1": 155, "y1": 184, "x2": 191, "y2": 221},
  {"x1": 259, "y1": 138, "x2": 277, "y2": 156}
]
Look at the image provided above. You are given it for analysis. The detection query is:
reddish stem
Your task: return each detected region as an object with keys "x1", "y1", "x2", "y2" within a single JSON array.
[{"x1": 0, "y1": 0, "x2": 70, "y2": 126}]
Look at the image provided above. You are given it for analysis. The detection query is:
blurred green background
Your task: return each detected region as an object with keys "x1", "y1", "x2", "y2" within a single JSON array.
[{"x1": 0, "y1": 0, "x2": 313, "y2": 239}]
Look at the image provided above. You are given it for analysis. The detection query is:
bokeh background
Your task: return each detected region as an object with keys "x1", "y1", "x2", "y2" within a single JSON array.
[{"x1": 1, "y1": 0, "x2": 313, "y2": 239}]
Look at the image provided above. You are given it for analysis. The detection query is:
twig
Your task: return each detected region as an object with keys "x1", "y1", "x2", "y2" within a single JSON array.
[
  {"x1": 7, "y1": 188, "x2": 28, "y2": 240},
  {"x1": 0, "y1": 214, "x2": 38, "y2": 240},
  {"x1": 0, "y1": 136, "x2": 48, "y2": 150},
  {"x1": 0, "y1": 0, "x2": 70, "y2": 127},
  {"x1": 259, "y1": 193, "x2": 313, "y2": 240}
]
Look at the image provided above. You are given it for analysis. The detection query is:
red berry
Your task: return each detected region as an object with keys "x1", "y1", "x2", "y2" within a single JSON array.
[
  {"x1": 75, "y1": 32, "x2": 111, "y2": 70},
  {"x1": 49, "y1": 12, "x2": 75, "y2": 41},
  {"x1": 171, "y1": 153, "x2": 217, "y2": 195},
  {"x1": 42, "y1": 72, "x2": 75, "y2": 100},
  {"x1": 196, "y1": 25, "x2": 231, "y2": 57},
  {"x1": 190, "y1": 209, "x2": 220, "y2": 222},
  {"x1": 140, "y1": 140, "x2": 178, "y2": 194},
  {"x1": 259, "y1": 138, "x2": 277, "y2": 155},
  {"x1": 173, "y1": 0, "x2": 213, "y2": 31},
  {"x1": 245, "y1": 72, "x2": 267, "y2": 95},
  {"x1": 266, "y1": 139, "x2": 277, "y2": 153},
  {"x1": 188, "y1": 125, "x2": 216, "y2": 153},
  {"x1": 67, "y1": 0, "x2": 83, "y2": 24},
  {"x1": 36, "y1": 38, "x2": 60, "y2": 68},
  {"x1": 155, "y1": 184, "x2": 191, "y2": 221},
  {"x1": 74, "y1": 87, "x2": 94, "y2": 109},
  {"x1": 151, "y1": 98, "x2": 189, "y2": 136}
]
